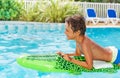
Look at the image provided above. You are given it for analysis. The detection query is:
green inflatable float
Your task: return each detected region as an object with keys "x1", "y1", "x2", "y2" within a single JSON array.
[{"x1": 17, "y1": 54, "x2": 120, "y2": 74}]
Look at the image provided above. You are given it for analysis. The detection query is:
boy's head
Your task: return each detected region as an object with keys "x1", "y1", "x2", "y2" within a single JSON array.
[{"x1": 65, "y1": 15, "x2": 86, "y2": 36}]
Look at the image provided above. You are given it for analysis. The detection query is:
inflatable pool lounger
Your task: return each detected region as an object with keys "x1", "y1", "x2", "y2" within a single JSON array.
[{"x1": 17, "y1": 54, "x2": 120, "y2": 74}]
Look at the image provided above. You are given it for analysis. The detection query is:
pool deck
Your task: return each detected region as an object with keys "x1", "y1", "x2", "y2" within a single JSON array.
[{"x1": 87, "y1": 22, "x2": 120, "y2": 27}]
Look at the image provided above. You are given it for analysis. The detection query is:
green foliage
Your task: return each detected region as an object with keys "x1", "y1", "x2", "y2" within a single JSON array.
[
  {"x1": 0, "y1": 0, "x2": 82, "y2": 22},
  {"x1": 38, "y1": 0, "x2": 81, "y2": 23},
  {"x1": 17, "y1": 1, "x2": 41, "y2": 21},
  {"x1": 20, "y1": 0, "x2": 82, "y2": 22},
  {"x1": 0, "y1": 0, "x2": 23, "y2": 20},
  {"x1": 19, "y1": 2, "x2": 41, "y2": 21}
]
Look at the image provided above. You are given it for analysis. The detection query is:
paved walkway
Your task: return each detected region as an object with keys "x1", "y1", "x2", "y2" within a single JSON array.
[{"x1": 86, "y1": 22, "x2": 120, "y2": 26}]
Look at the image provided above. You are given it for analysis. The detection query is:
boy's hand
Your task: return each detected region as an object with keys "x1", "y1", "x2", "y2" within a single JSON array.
[
  {"x1": 63, "y1": 54, "x2": 72, "y2": 62},
  {"x1": 56, "y1": 52, "x2": 72, "y2": 62},
  {"x1": 56, "y1": 51, "x2": 64, "y2": 57}
]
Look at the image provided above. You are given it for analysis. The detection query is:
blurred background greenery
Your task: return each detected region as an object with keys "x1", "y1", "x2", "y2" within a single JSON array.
[
  {"x1": 0, "y1": 0, "x2": 23, "y2": 20},
  {"x1": 0, "y1": 0, "x2": 119, "y2": 22},
  {"x1": 19, "y1": 0, "x2": 81, "y2": 23},
  {"x1": 0, "y1": 0, "x2": 81, "y2": 22}
]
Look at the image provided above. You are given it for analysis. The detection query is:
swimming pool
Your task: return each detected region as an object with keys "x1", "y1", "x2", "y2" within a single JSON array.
[{"x1": 0, "y1": 22, "x2": 120, "y2": 78}]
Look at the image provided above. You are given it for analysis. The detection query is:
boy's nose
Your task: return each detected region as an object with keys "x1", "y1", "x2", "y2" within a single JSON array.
[{"x1": 64, "y1": 31, "x2": 66, "y2": 34}]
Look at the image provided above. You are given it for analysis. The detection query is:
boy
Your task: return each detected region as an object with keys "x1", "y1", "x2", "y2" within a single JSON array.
[{"x1": 57, "y1": 15, "x2": 120, "y2": 69}]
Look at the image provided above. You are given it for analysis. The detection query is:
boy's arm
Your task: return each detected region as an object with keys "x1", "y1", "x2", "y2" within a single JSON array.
[
  {"x1": 66, "y1": 43, "x2": 81, "y2": 56},
  {"x1": 69, "y1": 44, "x2": 93, "y2": 69},
  {"x1": 57, "y1": 43, "x2": 81, "y2": 57}
]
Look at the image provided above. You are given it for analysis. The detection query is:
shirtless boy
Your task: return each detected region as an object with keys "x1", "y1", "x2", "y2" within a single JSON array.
[{"x1": 57, "y1": 15, "x2": 120, "y2": 69}]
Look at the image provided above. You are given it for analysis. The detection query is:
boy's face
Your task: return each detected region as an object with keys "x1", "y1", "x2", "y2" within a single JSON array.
[{"x1": 65, "y1": 22, "x2": 75, "y2": 40}]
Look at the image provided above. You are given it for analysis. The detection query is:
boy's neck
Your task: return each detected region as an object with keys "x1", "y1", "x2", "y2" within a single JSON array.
[{"x1": 76, "y1": 35, "x2": 85, "y2": 44}]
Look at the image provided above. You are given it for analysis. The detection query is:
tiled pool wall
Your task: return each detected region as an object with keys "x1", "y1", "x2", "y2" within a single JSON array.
[
  {"x1": 0, "y1": 21, "x2": 65, "y2": 34},
  {"x1": 1, "y1": 21, "x2": 120, "y2": 34}
]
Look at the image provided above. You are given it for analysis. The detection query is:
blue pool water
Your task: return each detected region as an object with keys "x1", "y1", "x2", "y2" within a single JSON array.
[{"x1": 0, "y1": 22, "x2": 120, "y2": 78}]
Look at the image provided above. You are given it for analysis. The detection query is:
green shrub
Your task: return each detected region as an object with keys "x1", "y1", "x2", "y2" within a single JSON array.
[
  {"x1": 0, "y1": 0, "x2": 23, "y2": 20},
  {"x1": 19, "y1": 2, "x2": 41, "y2": 21},
  {"x1": 1, "y1": 0, "x2": 82, "y2": 22},
  {"x1": 19, "y1": 0, "x2": 82, "y2": 22},
  {"x1": 38, "y1": 0, "x2": 82, "y2": 23}
]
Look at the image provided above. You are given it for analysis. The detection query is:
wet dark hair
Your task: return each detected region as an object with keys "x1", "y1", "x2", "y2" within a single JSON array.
[{"x1": 65, "y1": 15, "x2": 86, "y2": 35}]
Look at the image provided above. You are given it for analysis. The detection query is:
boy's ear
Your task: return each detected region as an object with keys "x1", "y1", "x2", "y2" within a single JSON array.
[{"x1": 76, "y1": 30, "x2": 81, "y2": 35}]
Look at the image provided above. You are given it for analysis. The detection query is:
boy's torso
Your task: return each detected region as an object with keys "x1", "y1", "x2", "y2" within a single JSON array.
[{"x1": 79, "y1": 36, "x2": 112, "y2": 62}]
